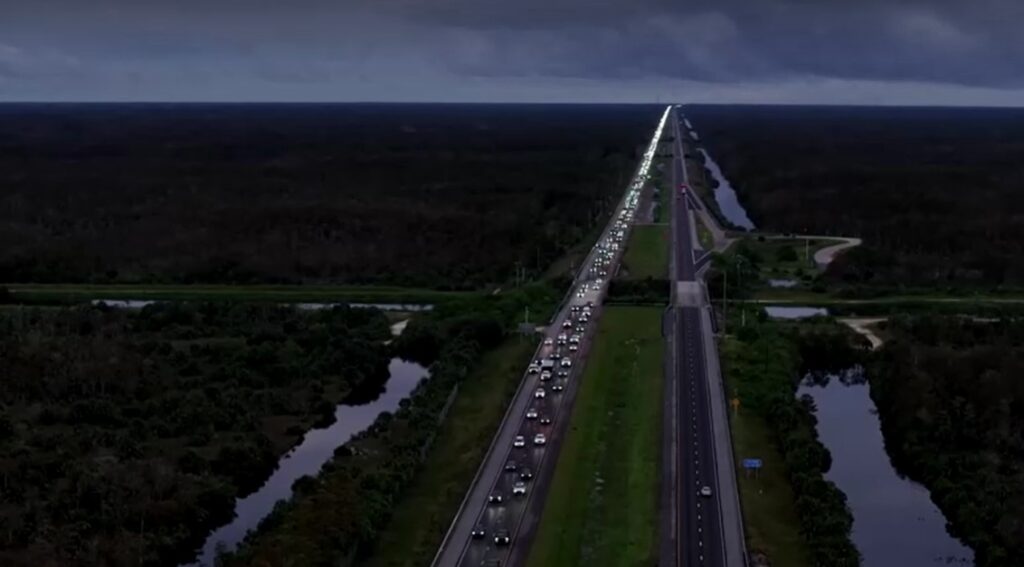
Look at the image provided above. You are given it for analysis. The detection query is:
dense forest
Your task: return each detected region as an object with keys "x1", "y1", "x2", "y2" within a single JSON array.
[
  {"x1": 870, "y1": 316, "x2": 1024, "y2": 566},
  {"x1": 686, "y1": 105, "x2": 1024, "y2": 289},
  {"x1": 218, "y1": 284, "x2": 561, "y2": 565},
  {"x1": 0, "y1": 302, "x2": 393, "y2": 567},
  {"x1": 723, "y1": 318, "x2": 862, "y2": 566},
  {"x1": 0, "y1": 103, "x2": 658, "y2": 289}
]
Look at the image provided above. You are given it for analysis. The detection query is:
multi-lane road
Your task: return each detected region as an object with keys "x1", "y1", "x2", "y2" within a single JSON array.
[
  {"x1": 432, "y1": 107, "x2": 671, "y2": 567},
  {"x1": 663, "y1": 107, "x2": 747, "y2": 567}
]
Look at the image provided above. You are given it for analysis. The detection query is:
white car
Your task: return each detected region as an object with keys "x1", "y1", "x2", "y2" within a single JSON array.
[
  {"x1": 560, "y1": 357, "x2": 572, "y2": 368},
  {"x1": 534, "y1": 387, "x2": 547, "y2": 399},
  {"x1": 569, "y1": 343, "x2": 579, "y2": 352},
  {"x1": 570, "y1": 334, "x2": 581, "y2": 344},
  {"x1": 513, "y1": 435, "x2": 526, "y2": 448},
  {"x1": 533, "y1": 433, "x2": 547, "y2": 446},
  {"x1": 526, "y1": 408, "x2": 539, "y2": 420},
  {"x1": 527, "y1": 364, "x2": 540, "y2": 375},
  {"x1": 513, "y1": 481, "x2": 527, "y2": 496},
  {"x1": 700, "y1": 485, "x2": 713, "y2": 498},
  {"x1": 543, "y1": 338, "x2": 553, "y2": 347},
  {"x1": 540, "y1": 370, "x2": 552, "y2": 382}
]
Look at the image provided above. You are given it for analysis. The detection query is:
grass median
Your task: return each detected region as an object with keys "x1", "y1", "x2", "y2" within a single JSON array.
[
  {"x1": 622, "y1": 225, "x2": 668, "y2": 279},
  {"x1": 527, "y1": 306, "x2": 664, "y2": 567},
  {"x1": 361, "y1": 337, "x2": 537, "y2": 567}
]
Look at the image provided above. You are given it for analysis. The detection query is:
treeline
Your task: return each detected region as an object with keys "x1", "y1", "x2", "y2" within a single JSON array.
[
  {"x1": 686, "y1": 105, "x2": 1024, "y2": 289},
  {"x1": 0, "y1": 103, "x2": 658, "y2": 289},
  {"x1": 607, "y1": 277, "x2": 669, "y2": 304},
  {"x1": 725, "y1": 319, "x2": 862, "y2": 566},
  {"x1": 218, "y1": 283, "x2": 561, "y2": 565},
  {"x1": 0, "y1": 302, "x2": 392, "y2": 567},
  {"x1": 869, "y1": 316, "x2": 1024, "y2": 566}
]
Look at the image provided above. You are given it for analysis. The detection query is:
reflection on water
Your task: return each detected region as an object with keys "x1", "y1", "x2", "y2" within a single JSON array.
[
  {"x1": 799, "y1": 368, "x2": 974, "y2": 566},
  {"x1": 764, "y1": 306, "x2": 828, "y2": 319},
  {"x1": 698, "y1": 148, "x2": 755, "y2": 231},
  {"x1": 184, "y1": 358, "x2": 430, "y2": 566}
]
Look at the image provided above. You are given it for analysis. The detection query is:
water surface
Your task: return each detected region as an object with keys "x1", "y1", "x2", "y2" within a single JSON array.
[
  {"x1": 799, "y1": 368, "x2": 973, "y2": 566},
  {"x1": 764, "y1": 306, "x2": 828, "y2": 319},
  {"x1": 698, "y1": 148, "x2": 755, "y2": 230},
  {"x1": 186, "y1": 358, "x2": 430, "y2": 566}
]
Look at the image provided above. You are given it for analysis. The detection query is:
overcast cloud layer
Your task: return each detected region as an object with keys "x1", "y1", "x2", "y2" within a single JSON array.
[{"x1": 2, "y1": 0, "x2": 1024, "y2": 104}]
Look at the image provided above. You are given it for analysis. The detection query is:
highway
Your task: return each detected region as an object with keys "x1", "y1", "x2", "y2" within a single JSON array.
[
  {"x1": 662, "y1": 106, "x2": 747, "y2": 567},
  {"x1": 432, "y1": 106, "x2": 671, "y2": 567}
]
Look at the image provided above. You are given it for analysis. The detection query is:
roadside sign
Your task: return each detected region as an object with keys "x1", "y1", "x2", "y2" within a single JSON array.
[{"x1": 742, "y1": 458, "x2": 762, "y2": 469}]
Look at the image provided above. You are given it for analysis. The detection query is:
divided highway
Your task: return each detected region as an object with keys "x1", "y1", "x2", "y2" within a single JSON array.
[
  {"x1": 662, "y1": 107, "x2": 747, "y2": 567},
  {"x1": 432, "y1": 106, "x2": 672, "y2": 567}
]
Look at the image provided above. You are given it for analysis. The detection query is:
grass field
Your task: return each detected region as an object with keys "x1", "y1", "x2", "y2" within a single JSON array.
[
  {"x1": 4, "y1": 283, "x2": 474, "y2": 305},
  {"x1": 362, "y1": 338, "x2": 537, "y2": 567},
  {"x1": 721, "y1": 336, "x2": 812, "y2": 567},
  {"x1": 622, "y1": 225, "x2": 668, "y2": 279},
  {"x1": 697, "y1": 218, "x2": 714, "y2": 250},
  {"x1": 527, "y1": 306, "x2": 664, "y2": 567}
]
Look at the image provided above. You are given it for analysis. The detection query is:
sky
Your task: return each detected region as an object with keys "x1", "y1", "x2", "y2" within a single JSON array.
[{"x1": 2, "y1": 0, "x2": 1024, "y2": 104}]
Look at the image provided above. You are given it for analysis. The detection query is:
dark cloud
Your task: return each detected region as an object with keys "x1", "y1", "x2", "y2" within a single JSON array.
[{"x1": 0, "y1": 0, "x2": 1022, "y2": 102}]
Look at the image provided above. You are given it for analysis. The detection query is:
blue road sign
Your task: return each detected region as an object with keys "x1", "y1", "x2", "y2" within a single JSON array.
[{"x1": 743, "y1": 458, "x2": 763, "y2": 469}]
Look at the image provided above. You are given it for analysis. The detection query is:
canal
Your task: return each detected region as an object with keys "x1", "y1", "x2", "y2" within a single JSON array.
[{"x1": 798, "y1": 367, "x2": 973, "y2": 566}]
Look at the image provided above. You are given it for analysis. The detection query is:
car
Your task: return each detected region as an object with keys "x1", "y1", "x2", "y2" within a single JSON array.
[
  {"x1": 552, "y1": 382, "x2": 565, "y2": 392},
  {"x1": 493, "y1": 529, "x2": 511, "y2": 546},
  {"x1": 560, "y1": 357, "x2": 572, "y2": 368},
  {"x1": 562, "y1": 320, "x2": 573, "y2": 328},
  {"x1": 543, "y1": 338, "x2": 553, "y2": 347},
  {"x1": 489, "y1": 492, "x2": 504, "y2": 504},
  {"x1": 569, "y1": 334, "x2": 580, "y2": 344},
  {"x1": 504, "y1": 460, "x2": 517, "y2": 472},
  {"x1": 576, "y1": 290, "x2": 586, "y2": 298},
  {"x1": 471, "y1": 525, "x2": 487, "y2": 539},
  {"x1": 513, "y1": 435, "x2": 526, "y2": 448},
  {"x1": 533, "y1": 433, "x2": 547, "y2": 446},
  {"x1": 512, "y1": 481, "x2": 527, "y2": 496},
  {"x1": 568, "y1": 343, "x2": 578, "y2": 352},
  {"x1": 540, "y1": 370, "x2": 552, "y2": 382},
  {"x1": 575, "y1": 325, "x2": 586, "y2": 333},
  {"x1": 557, "y1": 333, "x2": 567, "y2": 345},
  {"x1": 519, "y1": 468, "x2": 534, "y2": 481},
  {"x1": 539, "y1": 416, "x2": 552, "y2": 425},
  {"x1": 526, "y1": 408, "x2": 539, "y2": 420},
  {"x1": 557, "y1": 369, "x2": 569, "y2": 378},
  {"x1": 534, "y1": 387, "x2": 546, "y2": 399},
  {"x1": 700, "y1": 485, "x2": 713, "y2": 498},
  {"x1": 527, "y1": 364, "x2": 540, "y2": 374},
  {"x1": 571, "y1": 305, "x2": 581, "y2": 313}
]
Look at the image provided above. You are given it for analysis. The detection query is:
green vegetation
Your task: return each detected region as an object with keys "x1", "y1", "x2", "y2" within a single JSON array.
[
  {"x1": 697, "y1": 218, "x2": 714, "y2": 250},
  {"x1": 363, "y1": 338, "x2": 536, "y2": 567},
  {"x1": 4, "y1": 283, "x2": 476, "y2": 305},
  {"x1": 720, "y1": 317, "x2": 861, "y2": 566},
  {"x1": 0, "y1": 302, "x2": 392, "y2": 567},
  {"x1": 527, "y1": 307, "x2": 663, "y2": 567},
  {"x1": 0, "y1": 104, "x2": 657, "y2": 289},
  {"x1": 687, "y1": 104, "x2": 1024, "y2": 289},
  {"x1": 869, "y1": 316, "x2": 1024, "y2": 566},
  {"x1": 622, "y1": 225, "x2": 668, "y2": 279},
  {"x1": 220, "y1": 284, "x2": 562, "y2": 566}
]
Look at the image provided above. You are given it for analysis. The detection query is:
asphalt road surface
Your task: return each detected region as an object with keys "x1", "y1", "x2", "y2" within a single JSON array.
[
  {"x1": 432, "y1": 107, "x2": 671, "y2": 567},
  {"x1": 662, "y1": 107, "x2": 746, "y2": 567}
]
